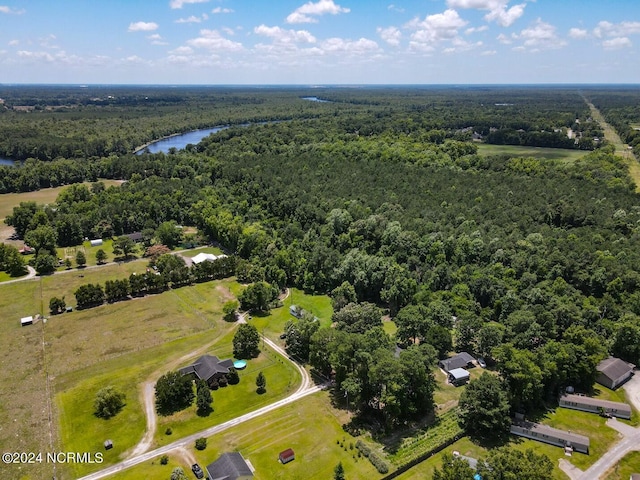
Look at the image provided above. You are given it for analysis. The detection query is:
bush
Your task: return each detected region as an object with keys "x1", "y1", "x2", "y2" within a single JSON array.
[
  {"x1": 160, "y1": 454, "x2": 169, "y2": 465},
  {"x1": 93, "y1": 386, "x2": 126, "y2": 419},
  {"x1": 195, "y1": 437, "x2": 207, "y2": 450},
  {"x1": 356, "y1": 439, "x2": 388, "y2": 474},
  {"x1": 165, "y1": 427, "x2": 172, "y2": 435}
]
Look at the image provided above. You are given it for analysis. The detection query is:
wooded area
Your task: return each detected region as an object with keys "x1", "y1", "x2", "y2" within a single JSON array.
[{"x1": 3, "y1": 85, "x2": 640, "y2": 432}]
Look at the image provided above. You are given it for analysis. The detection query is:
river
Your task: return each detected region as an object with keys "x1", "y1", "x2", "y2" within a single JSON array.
[{"x1": 134, "y1": 126, "x2": 228, "y2": 155}]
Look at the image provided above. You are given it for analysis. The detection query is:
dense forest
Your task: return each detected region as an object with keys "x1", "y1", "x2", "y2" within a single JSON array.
[{"x1": 3, "y1": 86, "x2": 640, "y2": 429}]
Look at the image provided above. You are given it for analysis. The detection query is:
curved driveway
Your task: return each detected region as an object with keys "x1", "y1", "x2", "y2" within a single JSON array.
[{"x1": 78, "y1": 331, "x2": 320, "y2": 480}]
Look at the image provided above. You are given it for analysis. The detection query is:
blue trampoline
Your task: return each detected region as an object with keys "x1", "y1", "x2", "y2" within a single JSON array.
[{"x1": 233, "y1": 360, "x2": 247, "y2": 369}]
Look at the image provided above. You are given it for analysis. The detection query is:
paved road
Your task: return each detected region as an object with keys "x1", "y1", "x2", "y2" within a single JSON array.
[{"x1": 78, "y1": 329, "x2": 319, "y2": 480}]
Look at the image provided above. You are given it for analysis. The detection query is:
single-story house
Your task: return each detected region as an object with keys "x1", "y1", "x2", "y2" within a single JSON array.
[
  {"x1": 179, "y1": 355, "x2": 234, "y2": 387},
  {"x1": 448, "y1": 368, "x2": 470, "y2": 386},
  {"x1": 192, "y1": 252, "x2": 226, "y2": 264},
  {"x1": 124, "y1": 232, "x2": 144, "y2": 243},
  {"x1": 90, "y1": 239, "x2": 103, "y2": 247},
  {"x1": 559, "y1": 394, "x2": 632, "y2": 419},
  {"x1": 20, "y1": 316, "x2": 33, "y2": 326},
  {"x1": 510, "y1": 419, "x2": 590, "y2": 454},
  {"x1": 206, "y1": 452, "x2": 253, "y2": 480},
  {"x1": 279, "y1": 448, "x2": 295, "y2": 464},
  {"x1": 289, "y1": 305, "x2": 303, "y2": 318},
  {"x1": 596, "y1": 356, "x2": 635, "y2": 390},
  {"x1": 439, "y1": 352, "x2": 475, "y2": 372}
]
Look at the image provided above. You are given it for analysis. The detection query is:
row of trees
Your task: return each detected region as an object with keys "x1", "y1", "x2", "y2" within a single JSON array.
[{"x1": 70, "y1": 254, "x2": 236, "y2": 309}]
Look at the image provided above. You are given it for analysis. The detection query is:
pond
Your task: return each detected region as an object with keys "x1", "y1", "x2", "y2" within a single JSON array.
[
  {"x1": 0, "y1": 157, "x2": 16, "y2": 166},
  {"x1": 135, "y1": 126, "x2": 228, "y2": 155},
  {"x1": 301, "y1": 96, "x2": 331, "y2": 103}
]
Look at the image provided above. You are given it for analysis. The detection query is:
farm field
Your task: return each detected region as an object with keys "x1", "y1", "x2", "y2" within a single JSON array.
[{"x1": 476, "y1": 144, "x2": 587, "y2": 162}]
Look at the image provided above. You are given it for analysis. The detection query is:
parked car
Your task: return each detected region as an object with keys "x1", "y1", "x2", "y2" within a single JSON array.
[
  {"x1": 477, "y1": 357, "x2": 487, "y2": 368},
  {"x1": 192, "y1": 463, "x2": 204, "y2": 479}
]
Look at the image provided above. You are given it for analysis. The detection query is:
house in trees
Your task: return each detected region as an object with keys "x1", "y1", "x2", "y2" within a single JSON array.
[
  {"x1": 447, "y1": 368, "x2": 470, "y2": 386},
  {"x1": 179, "y1": 355, "x2": 234, "y2": 387},
  {"x1": 510, "y1": 418, "x2": 590, "y2": 454},
  {"x1": 192, "y1": 252, "x2": 226, "y2": 264},
  {"x1": 206, "y1": 452, "x2": 254, "y2": 480},
  {"x1": 596, "y1": 357, "x2": 635, "y2": 390},
  {"x1": 559, "y1": 394, "x2": 631, "y2": 419},
  {"x1": 438, "y1": 352, "x2": 475, "y2": 372}
]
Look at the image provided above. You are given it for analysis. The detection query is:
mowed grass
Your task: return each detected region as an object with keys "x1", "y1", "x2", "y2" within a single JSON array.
[
  {"x1": 111, "y1": 392, "x2": 382, "y2": 480},
  {"x1": 154, "y1": 335, "x2": 301, "y2": 446},
  {"x1": 477, "y1": 144, "x2": 587, "y2": 162},
  {"x1": 603, "y1": 450, "x2": 640, "y2": 480},
  {"x1": 249, "y1": 288, "x2": 333, "y2": 346},
  {"x1": 180, "y1": 246, "x2": 224, "y2": 257}
]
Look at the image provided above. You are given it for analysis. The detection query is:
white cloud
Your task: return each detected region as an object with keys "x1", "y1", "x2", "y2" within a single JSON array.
[
  {"x1": 594, "y1": 21, "x2": 640, "y2": 39},
  {"x1": 466, "y1": 25, "x2": 489, "y2": 34},
  {"x1": 187, "y1": 29, "x2": 244, "y2": 51},
  {"x1": 0, "y1": 6, "x2": 25, "y2": 14},
  {"x1": 388, "y1": 4, "x2": 405, "y2": 13},
  {"x1": 147, "y1": 34, "x2": 169, "y2": 45},
  {"x1": 254, "y1": 25, "x2": 316, "y2": 44},
  {"x1": 568, "y1": 28, "x2": 588, "y2": 39},
  {"x1": 128, "y1": 21, "x2": 159, "y2": 32},
  {"x1": 377, "y1": 26, "x2": 401, "y2": 46},
  {"x1": 407, "y1": 9, "x2": 468, "y2": 51},
  {"x1": 212, "y1": 7, "x2": 233, "y2": 14},
  {"x1": 513, "y1": 19, "x2": 566, "y2": 51},
  {"x1": 320, "y1": 37, "x2": 379, "y2": 54},
  {"x1": 222, "y1": 27, "x2": 235, "y2": 36},
  {"x1": 602, "y1": 37, "x2": 632, "y2": 49},
  {"x1": 481, "y1": 49, "x2": 497, "y2": 55},
  {"x1": 170, "y1": 0, "x2": 209, "y2": 9},
  {"x1": 286, "y1": 0, "x2": 350, "y2": 24},
  {"x1": 169, "y1": 46, "x2": 194, "y2": 55},
  {"x1": 447, "y1": 0, "x2": 526, "y2": 27},
  {"x1": 8, "y1": 39, "x2": 19, "y2": 46},
  {"x1": 497, "y1": 33, "x2": 512, "y2": 44},
  {"x1": 176, "y1": 14, "x2": 208, "y2": 23}
]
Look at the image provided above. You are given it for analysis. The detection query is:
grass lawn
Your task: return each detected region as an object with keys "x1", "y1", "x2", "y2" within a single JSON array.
[
  {"x1": 111, "y1": 392, "x2": 382, "y2": 480},
  {"x1": 603, "y1": 450, "x2": 640, "y2": 480},
  {"x1": 248, "y1": 288, "x2": 333, "y2": 345},
  {"x1": 153, "y1": 335, "x2": 301, "y2": 446},
  {"x1": 432, "y1": 366, "x2": 485, "y2": 410},
  {"x1": 477, "y1": 144, "x2": 587, "y2": 163},
  {"x1": 179, "y1": 246, "x2": 224, "y2": 257}
]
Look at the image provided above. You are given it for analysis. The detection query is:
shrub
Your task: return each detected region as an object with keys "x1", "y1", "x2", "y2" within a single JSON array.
[
  {"x1": 195, "y1": 437, "x2": 207, "y2": 450},
  {"x1": 160, "y1": 455, "x2": 169, "y2": 465},
  {"x1": 165, "y1": 427, "x2": 172, "y2": 435}
]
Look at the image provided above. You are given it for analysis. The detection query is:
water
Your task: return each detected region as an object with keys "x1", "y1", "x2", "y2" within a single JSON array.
[
  {"x1": 301, "y1": 96, "x2": 330, "y2": 103},
  {"x1": 0, "y1": 157, "x2": 16, "y2": 166},
  {"x1": 135, "y1": 126, "x2": 227, "y2": 155}
]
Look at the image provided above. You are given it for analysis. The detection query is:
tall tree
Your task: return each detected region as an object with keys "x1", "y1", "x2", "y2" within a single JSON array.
[
  {"x1": 458, "y1": 372, "x2": 511, "y2": 439},
  {"x1": 433, "y1": 453, "x2": 475, "y2": 480},
  {"x1": 233, "y1": 324, "x2": 260, "y2": 359},
  {"x1": 155, "y1": 371, "x2": 194, "y2": 416}
]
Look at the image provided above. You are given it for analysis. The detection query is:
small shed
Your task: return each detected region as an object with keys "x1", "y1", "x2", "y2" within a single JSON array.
[
  {"x1": 279, "y1": 448, "x2": 295, "y2": 464},
  {"x1": 104, "y1": 439, "x2": 113, "y2": 450},
  {"x1": 289, "y1": 305, "x2": 303, "y2": 318},
  {"x1": 90, "y1": 239, "x2": 103, "y2": 247},
  {"x1": 596, "y1": 357, "x2": 635, "y2": 390},
  {"x1": 448, "y1": 368, "x2": 470, "y2": 386},
  {"x1": 20, "y1": 316, "x2": 33, "y2": 327}
]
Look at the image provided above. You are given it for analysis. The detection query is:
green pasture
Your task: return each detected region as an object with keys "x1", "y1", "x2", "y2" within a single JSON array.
[
  {"x1": 154, "y1": 340, "x2": 301, "y2": 446},
  {"x1": 477, "y1": 144, "x2": 587, "y2": 162},
  {"x1": 248, "y1": 288, "x2": 333, "y2": 344},
  {"x1": 179, "y1": 246, "x2": 224, "y2": 257},
  {"x1": 111, "y1": 392, "x2": 381, "y2": 480}
]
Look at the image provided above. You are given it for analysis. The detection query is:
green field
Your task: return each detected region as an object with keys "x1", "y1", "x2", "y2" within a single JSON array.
[
  {"x1": 477, "y1": 144, "x2": 587, "y2": 162},
  {"x1": 603, "y1": 450, "x2": 640, "y2": 480},
  {"x1": 111, "y1": 392, "x2": 381, "y2": 480}
]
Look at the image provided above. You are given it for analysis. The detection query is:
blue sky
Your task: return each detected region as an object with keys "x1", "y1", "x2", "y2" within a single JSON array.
[{"x1": 1, "y1": 0, "x2": 639, "y2": 84}]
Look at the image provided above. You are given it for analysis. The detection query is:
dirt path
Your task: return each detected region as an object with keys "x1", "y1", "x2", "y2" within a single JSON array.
[
  {"x1": 583, "y1": 96, "x2": 640, "y2": 191},
  {"x1": 126, "y1": 340, "x2": 226, "y2": 458}
]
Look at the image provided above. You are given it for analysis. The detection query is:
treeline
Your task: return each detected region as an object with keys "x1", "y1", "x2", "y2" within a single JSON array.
[
  {"x1": 66, "y1": 254, "x2": 235, "y2": 309},
  {"x1": 588, "y1": 89, "x2": 640, "y2": 158}
]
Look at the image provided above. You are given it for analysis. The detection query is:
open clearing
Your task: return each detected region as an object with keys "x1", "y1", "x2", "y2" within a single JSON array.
[{"x1": 477, "y1": 144, "x2": 587, "y2": 162}]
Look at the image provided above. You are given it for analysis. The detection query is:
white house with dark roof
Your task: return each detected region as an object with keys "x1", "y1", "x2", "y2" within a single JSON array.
[
  {"x1": 510, "y1": 418, "x2": 590, "y2": 454},
  {"x1": 596, "y1": 357, "x2": 635, "y2": 390},
  {"x1": 206, "y1": 452, "x2": 253, "y2": 480}
]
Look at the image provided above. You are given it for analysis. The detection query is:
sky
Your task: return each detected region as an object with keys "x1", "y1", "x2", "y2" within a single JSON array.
[{"x1": 1, "y1": 0, "x2": 639, "y2": 84}]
